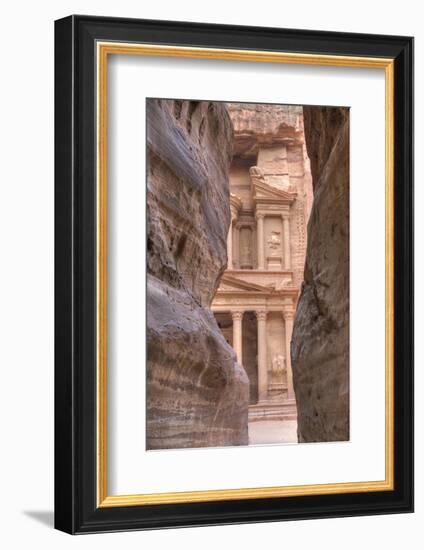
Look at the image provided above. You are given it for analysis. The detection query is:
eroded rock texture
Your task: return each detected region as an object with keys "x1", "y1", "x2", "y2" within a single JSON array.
[
  {"x1": 291, "y1": 107, "x2": 350, "y2": 442},
  {"x1": 227, "y1": 103, "x2": 304, "y2": 158},
  {"x1": 146, "y1": 99, "x2": 249, "y2": 450}
]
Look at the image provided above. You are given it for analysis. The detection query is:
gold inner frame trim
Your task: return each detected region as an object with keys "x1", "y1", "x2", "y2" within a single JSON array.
[{"x1": 96, "y1": 41, "x2": 395, "y2": 508}]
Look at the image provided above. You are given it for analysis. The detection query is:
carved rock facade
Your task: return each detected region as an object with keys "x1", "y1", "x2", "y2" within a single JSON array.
[
  {"x1": 146, "y1": 99, "x2": 249, "y2": 450},
  {"x1": 212, "y1": 103, "x2": 313, "y2": 427},
  {"x1": 291, "y1": 106, "x2": 350, "y2": 442}
]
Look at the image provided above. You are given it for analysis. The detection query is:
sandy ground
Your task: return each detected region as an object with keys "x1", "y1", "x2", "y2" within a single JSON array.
[{"x1": 248, "y1": 420, "x2": 298, "y2": 445}]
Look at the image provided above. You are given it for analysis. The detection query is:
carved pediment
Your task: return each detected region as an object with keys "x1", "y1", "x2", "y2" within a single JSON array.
[
  {"x1": 252, "y1": 179, "x2": 297, "y2": 204},
  {"x1": 216, "y1": 275, "x2": 270, "y2": 294}
]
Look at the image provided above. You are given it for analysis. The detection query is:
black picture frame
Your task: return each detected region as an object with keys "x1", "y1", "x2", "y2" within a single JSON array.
[{"x1": 55, "y1": 14, "x2": 413, "y2": 534}]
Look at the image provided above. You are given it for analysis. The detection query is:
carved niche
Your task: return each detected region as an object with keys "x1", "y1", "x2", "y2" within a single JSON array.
[
  {"x1": 239, "y1": 226, "x2": 253, "y2": 269},
  {"x1": 268, "y1": 353, "x2": 288, "y2": 400}
]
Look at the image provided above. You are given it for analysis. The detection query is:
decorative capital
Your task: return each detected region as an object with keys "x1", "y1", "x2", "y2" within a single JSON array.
[
  {"x1": 282, "y1": 308, "x2": 295, "y2": 321},
  {"x1": 255, "y1": 212, "x2": 265, "y2": 221},
  {"x1": 255, "y1": 310, "x2": 268, "y2": 321},
  {"x1": 231, "y1": 311, "x2": 244, "y2": 321}
]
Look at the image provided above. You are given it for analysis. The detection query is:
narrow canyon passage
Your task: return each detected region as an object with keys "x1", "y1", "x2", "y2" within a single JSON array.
[
  {"x1": 211, "y1": 103, "x2": 313, "y2": 445},
  {"x1": 146, "y1": 98, "x2": 349, "y2": 450}
]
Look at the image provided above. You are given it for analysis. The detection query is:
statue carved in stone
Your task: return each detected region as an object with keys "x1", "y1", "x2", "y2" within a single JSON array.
[
  {"x1": 271, "y1": 354, "x2": 287, "y2": 386},
  {"x1": 267, "y1": 231, "x2": 281, "y2": 256},
  {"x1": 239, "y1": 227, "x2": 252, "y2": 267},
  {"x1": 249, "y1": 165, "x2": 266, "y2": 185},
  {"x1": 271, "y1": 354, "x2": 286, "y2": 375},
  {"x1": 241, "y1": 243, "x2": 251, "y2": 263}
]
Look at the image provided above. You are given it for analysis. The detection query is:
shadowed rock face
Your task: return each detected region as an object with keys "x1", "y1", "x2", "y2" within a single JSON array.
[
  {"x1": 291, "y1": 106, "x2": 350, "y2": 443},
  {"x1": 146, "y1": 99, "x2": 249, "y2": 450}
]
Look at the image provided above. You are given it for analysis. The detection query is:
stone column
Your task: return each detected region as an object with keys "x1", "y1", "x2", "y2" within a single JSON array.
[
  {"x1": 256, "y1": 310, "x2": 268, "y2": 402},
  {"x1": 282, "y1": 308, "x2": 295, "y2": 400},
  {"x1": 282, "y1": 214, "x2": 291, "y2": 270},
  {"x1": 256, "y1": 213, "x2": 265, "y2": 270},
  {"x1": 252, "y1": 226, "x2": 257, "y2": 268},
  {"x1": 231, "y1": 311, "x2": 243, "y2": 364},
  {"x1": 233, "y1": 224, "x2": 240, "y2": 269},
  {"x1": 227, "y1": 221, "x2": 233, "y2": 270}
]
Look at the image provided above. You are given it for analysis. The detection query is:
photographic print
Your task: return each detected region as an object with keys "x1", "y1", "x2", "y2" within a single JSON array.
[
  {"x1": 55, "y1": 17, "x2": 413, "y2": 532},
  {"x1": 146, "y1": 99, "x2": 349, "y2": 450}
]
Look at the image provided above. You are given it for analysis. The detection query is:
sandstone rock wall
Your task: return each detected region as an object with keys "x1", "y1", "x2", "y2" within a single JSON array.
[
  {"x1": 227, "y1": 103, "x2": 304, "y2": 158},
  {"x1": 291, "y1": 106, "x2": 350, "y2": 442},
  {"x1": 146, "y1": 99, "x2": 249, "y2": 450}
]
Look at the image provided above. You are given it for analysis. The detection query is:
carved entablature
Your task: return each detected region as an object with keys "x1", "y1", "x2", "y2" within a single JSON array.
[
  {"x1": 235, "y1": 217, "x2": 255, "y2": 229},
  {"x1": 232, "y1": 270, "x2": 292, "y2": 285}
]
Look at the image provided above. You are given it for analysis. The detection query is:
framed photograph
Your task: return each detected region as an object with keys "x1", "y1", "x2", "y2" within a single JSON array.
[{"x1": 54, "y1": 15, "x2": 413, "y2": 534}]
